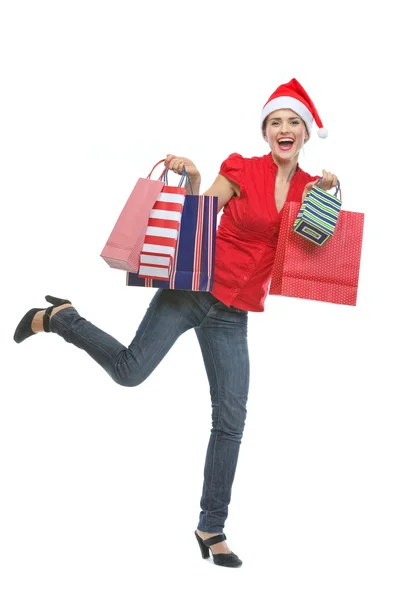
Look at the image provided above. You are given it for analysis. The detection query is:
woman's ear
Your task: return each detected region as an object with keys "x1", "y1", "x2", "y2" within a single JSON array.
[{"x1": 262, "y1": 118, "x2": 268, "y2": 142}]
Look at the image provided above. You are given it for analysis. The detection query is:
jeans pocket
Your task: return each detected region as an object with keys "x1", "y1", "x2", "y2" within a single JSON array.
[{"x1": 229, "y1": 305, "x2": 247, "y2": 314}]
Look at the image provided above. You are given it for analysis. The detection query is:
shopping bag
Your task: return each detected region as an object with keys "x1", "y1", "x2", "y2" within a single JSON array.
[
  {"x1": 126, "y1": 194, "x2": 218, "y2": 291},
  {"x1": 269, "y1": 201, "x2": 364, "y2": 306},
  {"x1": 137, "y1": 168, "x2": 190, "y2": 280},
  {"x1": 100, "y1": 160, "x2": 186, "y2": 272},
  {"x1": 292, "y1": 179, "x2": 342, "y2": 246}
]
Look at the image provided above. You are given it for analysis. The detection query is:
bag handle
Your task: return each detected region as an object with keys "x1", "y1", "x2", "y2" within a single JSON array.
[
  {"x1": 316, "y1": 177, "x2": 341, "y2": 199},
  {"x1": 162, "y1": 165, "x2": 193, "y2": 194},
  {"x1": 147, "y1": 160, "x2": 193, "y2": 194},
  {"x1": 147, "y1": 159, "x2": 167, "y2": 180}
]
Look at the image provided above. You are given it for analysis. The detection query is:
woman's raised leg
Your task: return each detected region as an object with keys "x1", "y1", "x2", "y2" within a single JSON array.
[{"x1": 17, "y1": 290, "x2": 218, "y2": 387}]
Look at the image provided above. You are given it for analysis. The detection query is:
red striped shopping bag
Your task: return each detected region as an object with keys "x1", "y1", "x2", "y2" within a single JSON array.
[{"x1": 138, "y1": 186, "x2": 186, "y2": 280}]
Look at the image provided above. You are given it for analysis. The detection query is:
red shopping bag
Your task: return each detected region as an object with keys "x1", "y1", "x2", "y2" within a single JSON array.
[
  {"x1": 269, "y1": 201, "x2": 365, "y2": 306},
  {"x1": 100, "y1": 160, "x2": 186, "y2": 272}
]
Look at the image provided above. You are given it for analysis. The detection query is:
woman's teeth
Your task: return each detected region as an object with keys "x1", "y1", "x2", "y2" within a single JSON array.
[{"x1": 278, "y1": 138, "x2": 294, "y2": 150}]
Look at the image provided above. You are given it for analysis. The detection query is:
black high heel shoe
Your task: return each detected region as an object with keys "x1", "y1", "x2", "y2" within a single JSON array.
[
  {"x1": 13, "y1": 295, "x2": 71, "y2": 344},
  {"x1": 194, "y1": 531, "x2": 243, "y2": 568}
]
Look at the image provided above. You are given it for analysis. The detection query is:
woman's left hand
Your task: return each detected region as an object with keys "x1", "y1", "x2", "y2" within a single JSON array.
[
  {"x1": 319, "y1": 169, "x2": 338, "y2": 191},
  {"x1": 301, "y1": 169, "x2": 339, "y2": 202}
]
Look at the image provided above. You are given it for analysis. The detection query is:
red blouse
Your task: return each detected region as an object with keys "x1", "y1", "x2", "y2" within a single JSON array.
[{"x1": 211, "y1": 152, "x2": 318, "y2": 312}]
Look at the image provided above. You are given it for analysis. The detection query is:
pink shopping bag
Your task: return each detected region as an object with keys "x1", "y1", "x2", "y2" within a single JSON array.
[{"x1": 100, "y1": 160, "x2": 186, "y2": 272}]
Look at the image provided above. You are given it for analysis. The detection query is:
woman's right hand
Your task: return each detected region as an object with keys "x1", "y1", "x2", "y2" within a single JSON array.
[{"x1": 165, "y1": 154, "x2": 201, "y2": 181}]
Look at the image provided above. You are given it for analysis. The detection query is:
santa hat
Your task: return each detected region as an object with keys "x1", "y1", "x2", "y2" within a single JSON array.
[{"x1": 260, "y1": 78, "x2": 328, "y2": 139}]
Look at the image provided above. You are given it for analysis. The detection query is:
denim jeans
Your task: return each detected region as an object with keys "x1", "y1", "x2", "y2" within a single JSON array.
[{"x1": 50, "y1": 289, "x2": 250, "y2": 533}]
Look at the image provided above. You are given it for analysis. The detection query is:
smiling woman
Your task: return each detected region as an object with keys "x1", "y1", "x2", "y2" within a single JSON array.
[
  {"x1": 14, "y1": 78, "x2": 339, "y2": 570},
  {"x1": 262, "y1": 109, "x2": 310, "y2": 194},
  {"x1": 265, "y1": 110, "x2": 308, "y2": 150}
]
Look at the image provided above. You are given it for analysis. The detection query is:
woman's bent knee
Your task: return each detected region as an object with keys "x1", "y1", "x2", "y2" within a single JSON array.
[{"x1": 110, "y1": 363, "x2": 148, "y2": 388}]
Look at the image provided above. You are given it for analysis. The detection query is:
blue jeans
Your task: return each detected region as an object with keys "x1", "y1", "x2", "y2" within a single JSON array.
[{"x1": 50, "y1": 289, "x2": 250, "y2": 533}]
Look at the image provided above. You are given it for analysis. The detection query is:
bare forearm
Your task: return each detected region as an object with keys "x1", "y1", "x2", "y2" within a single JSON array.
[{"x1": 187, "y1": 176, "x2": 201, "y2": 195}]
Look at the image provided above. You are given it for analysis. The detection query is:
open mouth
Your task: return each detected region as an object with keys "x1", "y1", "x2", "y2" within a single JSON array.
[{"x1": 277, "y1": 137, "x2": 294, "y2": 151}]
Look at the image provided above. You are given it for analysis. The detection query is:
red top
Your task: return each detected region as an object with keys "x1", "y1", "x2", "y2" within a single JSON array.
[{"x1": 211, "y1": 152, "x2": 318, "y2": 312}]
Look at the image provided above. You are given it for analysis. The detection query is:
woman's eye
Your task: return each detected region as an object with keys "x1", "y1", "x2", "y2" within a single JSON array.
[{"x1": 290, "y1": 120, "x2": 300, "y2": 125}]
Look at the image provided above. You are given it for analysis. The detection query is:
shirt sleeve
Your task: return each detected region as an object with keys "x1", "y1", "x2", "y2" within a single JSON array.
[{"x1": 219, "y1": 153, "x2": 244, "y2": 188}]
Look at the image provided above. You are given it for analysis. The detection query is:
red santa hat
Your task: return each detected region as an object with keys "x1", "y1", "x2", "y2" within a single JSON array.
[{"x1": 260, "y1": 78, "x2": 328, "y2": 139}]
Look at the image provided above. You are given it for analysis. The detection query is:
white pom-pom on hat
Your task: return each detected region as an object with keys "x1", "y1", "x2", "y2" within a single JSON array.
[{"x1": 260, "y1": 79, "x2": 328, "y2": 139}]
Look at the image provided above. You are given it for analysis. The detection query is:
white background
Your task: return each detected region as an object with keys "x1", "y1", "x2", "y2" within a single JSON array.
[{"x1": 1, "y1": 1, "x2": 399, "y2": 598}]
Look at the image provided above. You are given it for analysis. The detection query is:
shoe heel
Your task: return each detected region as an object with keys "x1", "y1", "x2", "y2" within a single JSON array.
[
  {"x1": 45, "y1": 295, "x2": 71, "y2": 306},
  {"x1": 194, "y1": 531, "x2": 210, "y2": 559},
  {"x1": 14, "y1": 295, "x2": 73, "y2": 344}
]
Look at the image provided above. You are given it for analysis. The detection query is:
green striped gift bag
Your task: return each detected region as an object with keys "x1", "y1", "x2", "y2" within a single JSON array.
[{"x1": 292, "y1": 179, "x2": 342, "y2": 246}]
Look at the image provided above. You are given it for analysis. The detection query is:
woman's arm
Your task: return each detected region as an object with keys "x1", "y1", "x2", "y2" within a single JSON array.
[
  {"x1": 165, "y1": 154, "x2": 239, "y2": 212},
  {"x1": 203, "y1": 174, "x2": 239, "y2": 213}
]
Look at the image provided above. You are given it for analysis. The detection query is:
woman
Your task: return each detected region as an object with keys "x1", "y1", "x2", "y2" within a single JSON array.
[{"x1": 14, "y1": 79, "x2": 338, "y2": 568}]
